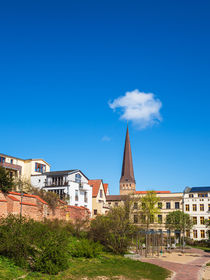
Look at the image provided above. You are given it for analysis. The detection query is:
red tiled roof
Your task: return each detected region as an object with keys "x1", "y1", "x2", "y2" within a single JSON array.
[
  {"x1": 135, "y1": 191, "x2": 171, "y2": 194},
  {"x1": 7, "y1": 195, "x2": 20, "y2": 201},
  {"x1": 89, "y1": 179, "x2": 102, "y2": 197},
  {"x1": 0, "y1": 199, "x2": 7, "y2": 202},
  {"x1": 9, "y1": 191, "x2": 48, "y2": 205},
  {"x1": 58, "y1": 199, "x2": 67, "y2": 204},
  {"x1": 20, "y1": 202, "x2": 37, "y2": 207},
  {"x1": 104, "y1": 183, "x2": 109, "y2": 194}
]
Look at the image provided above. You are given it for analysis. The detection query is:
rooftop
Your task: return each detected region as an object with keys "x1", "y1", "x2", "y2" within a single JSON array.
[{"x1": 189, "y1": 186, "x2": 210, "y2": 193}]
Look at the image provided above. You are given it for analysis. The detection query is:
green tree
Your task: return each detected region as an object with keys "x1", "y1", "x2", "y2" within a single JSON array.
[
  {"x1": 90, "y1": 206, "x2": 136, "y2": 254},
  {"x1": 166, "y1": 210, "x2": 193, "y2": 248},
  {"x1": 166, "y1": 211, "x2": 192, "y2": 232},
  {"x1": 140, "y1": 191, "x2": 160, "y2": 229},
  {"x1": 0, "y1": 166, "x2": 14, "y2": 193},
  {"x1": 29, "y1": 186, "x2": 60, "y2": 212},
  {"x1": 205, "y1": 219, "x2": 210, "y2": 240}
]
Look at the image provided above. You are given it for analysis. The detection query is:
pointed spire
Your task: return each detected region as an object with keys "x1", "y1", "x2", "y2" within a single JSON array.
[{"x1": 120, "y1": 125, "x2": 135, "y2": 183}]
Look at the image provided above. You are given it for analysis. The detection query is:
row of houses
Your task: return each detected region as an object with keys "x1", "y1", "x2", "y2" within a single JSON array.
[
  {"x1": 0, "y1": 153, "x2": 110, "y2": 218},
  {"x1": 1, "y1": 125, "x2": 210, "y2": 240}
]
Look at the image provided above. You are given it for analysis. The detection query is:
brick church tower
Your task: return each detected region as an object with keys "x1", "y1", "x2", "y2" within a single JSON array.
[{"x1": 120, "y1": 126, "x2": 136, "y2": 195}]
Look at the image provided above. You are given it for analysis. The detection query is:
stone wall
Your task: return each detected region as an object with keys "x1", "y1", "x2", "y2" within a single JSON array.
[{"x1": 0, "y1": 191, "x2": 90, "y2": 223}]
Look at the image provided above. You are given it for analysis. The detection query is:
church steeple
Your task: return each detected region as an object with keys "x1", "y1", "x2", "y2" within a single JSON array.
[{"x1": 120, "y1": 125, "x2": 136, "y2": 195}]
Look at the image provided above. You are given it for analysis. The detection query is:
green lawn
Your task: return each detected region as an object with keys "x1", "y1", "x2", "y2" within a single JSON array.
[
  {"x1": 0, "y1": 254, "x2": 170, "y2": 280},
  {"x1": 190, "y1": 245, "x2": 210, "y2": 252}
]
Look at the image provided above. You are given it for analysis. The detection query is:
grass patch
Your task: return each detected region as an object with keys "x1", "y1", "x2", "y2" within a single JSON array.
[
  {"x1": 0, "y1": 254, "x2": 170, "y2": 280},
  {"x1": 191, "y1": 245, "x2": 210, "y2": 252},
  {"x1": 0, "y1": 256, "x2": 26, "y2": 280}
]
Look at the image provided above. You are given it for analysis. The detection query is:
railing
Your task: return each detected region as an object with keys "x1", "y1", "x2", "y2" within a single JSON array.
[
  {"x1": 0, "y1": 162, "x2": 22, "y2": 171},
  {"x1": 45, "y1": 181, "x2": 69, "y2": 187}
]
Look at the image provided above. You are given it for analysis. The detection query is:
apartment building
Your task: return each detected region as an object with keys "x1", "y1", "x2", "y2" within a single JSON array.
[
  {"x1": 106, "y1": 191, "x2": 183, "y2": 232},
  {"x1": 31, "y1": 169, "x2": 92, "y2": 214},
  {"x1": 133, "y1": 192, "x2": 183, "y2": 231},
  {"x1": 184, "y1": 186, "x2": 210, "y2": 240},
  {"x1": 0, "y1": 153, "x2": 50, "y2": 180}
]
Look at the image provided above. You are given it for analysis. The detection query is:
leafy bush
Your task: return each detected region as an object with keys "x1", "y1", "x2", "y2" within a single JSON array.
[
  {"x1": 89, "y1": 206, "x2": 136, "y2": 254},
  {"x1": 0, "y1": 215, "x2": 69, "y2": 274},
  {"x1": 33, "y1": 231, "x2": 69, "y2": 274},
  {"x1": 0, "y1": 215, "x2": 37, "y2": 267},
  {"x1": 69, "y1": 237, "x2": 103, "y2": 258}
]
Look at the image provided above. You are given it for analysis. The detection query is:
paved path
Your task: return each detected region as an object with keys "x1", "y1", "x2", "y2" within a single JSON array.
[{"x1": 141, "y1": 248, "x2": 210, "y2": 280}]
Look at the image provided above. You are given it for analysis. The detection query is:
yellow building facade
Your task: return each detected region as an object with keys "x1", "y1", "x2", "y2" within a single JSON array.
[{"x1": 0, "y1": 153, "x2": 50, "y2": 181}]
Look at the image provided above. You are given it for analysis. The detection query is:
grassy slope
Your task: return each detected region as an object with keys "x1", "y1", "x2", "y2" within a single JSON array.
[{"x1": 0, "y1": 255, "x2": 170, "y2": 280}]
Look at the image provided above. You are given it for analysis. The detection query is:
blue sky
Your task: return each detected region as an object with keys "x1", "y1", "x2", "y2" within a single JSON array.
[{"x1": 0, "y1": 0, "x2": 210, "y2": 194}]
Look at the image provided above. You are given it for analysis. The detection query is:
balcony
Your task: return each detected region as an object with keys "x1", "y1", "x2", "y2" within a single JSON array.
[
  {"x1": 44, "y1": 181, "x2": 69, "y2": 187},
  {"x1": 0, "y1": 162, "x2": 22, "y2": 172}
]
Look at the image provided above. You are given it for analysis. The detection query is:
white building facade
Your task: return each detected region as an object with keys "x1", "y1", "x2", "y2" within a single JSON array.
[
  {"x1": 31, "y1": 169, "x2": 92, "y2": 215},
  {"x1": 184, "y1": 187, "x2": 210, "y2": 240}
]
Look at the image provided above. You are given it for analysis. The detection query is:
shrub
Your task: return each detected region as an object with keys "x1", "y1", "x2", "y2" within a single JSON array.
[
  {"x1": 0, "y1": 215, "x2": 70, "y2": 274},
  {"x1": 0, "y1": 215, "x2": 37, "y2": 267},
  {"x1": 89, "y1": 206, "x2": 136, "y2": 254},
  {"x1": 69, "y1": 237, "x2": 103, "y2": 258},
  {"x1": 33, "y1": 231, "x2": 69, "y2": 274}
]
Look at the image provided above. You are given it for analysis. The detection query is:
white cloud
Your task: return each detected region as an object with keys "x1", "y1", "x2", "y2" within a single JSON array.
[
  {"x1": 109, "y1": 89, "x2": 162, "y2": 129},
  {"x1": 102, "y1": 136, "x2": 111, "y2": 142}
]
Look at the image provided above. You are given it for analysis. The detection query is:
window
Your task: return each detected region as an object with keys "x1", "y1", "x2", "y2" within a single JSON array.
[
  {"x1": 150, "y1": 215, "x2": 154, "y2": 223},
  {"x1": 186, "y1": 230, "x2": 190, "y2": 238},
  {"x1": 200, "y1": 230, "x2": 205, "y2": 238},
  {"x1": 193, "y1": 204, "x2": 197, "y2": 211},
  {"x1": 193, "y1": 216, "x2": 197, "y2": 225},
  {"x1": 134, "y1": 215, "x2": 138, "y2": 223},
  {"x1": 175, "y1": 202, "x2": 180, "y2": 209},
  {"x1": 198, "y1": 193, "x2": 208, "y2": 197},
  {"x1": 200, "y1": 204, "x2": 204, "y2": 211},
  {"x1": 209, "y1": 204, "x2": 210, "y2": 211},
  {"x1": 10, "y1": 159, "x2": 13, "y2": 164},
  {"x1": 100, "y1": 189, "x2": 103, "y2": 198},
  {"x1": 35, "y1": 163, "x2": 46, "y2": 173},
  {"x1": 189, "y1": 194, "x2": 194, "y2": 198},
  {"x1": 185, "y1": 204, "x2": 190, "y2": 211},
  {"x1": 94, "y1": 209, "x2": 97, "y2": 215},
  {"x1": 0, "y1": 157, "x2": 5, "y2": 163},
  {"x1": 75, "y1": 190, "x2": 78, "y2": 201},
  {"x1": 200, "y1": 216, "x2": 205, "y2": 225},
  {"x1": 158, "y1": 215, "x2": 162, "y2": 224},
  {"x1": 133, "y1": 202, "x2": 138, "y2": 210},
  {"x1": 193, "y1": 230, "x2": 197, "y2": 238},
  {"x1": 115, "y1": 202, "x2": 118, "y2": 207},
  {"x1": 166, "y1": 202, "x2": 171, "y2": 209},
  {"x1": 75, "y1": 173, "x2": 81, "y2": 183},
  {"x1": 84, "y1": 192, "x2": 88, "y2": 203},
  {"x1": 141, "y1": 215, "x2": 146, "y2": 223},
  {"x1": 48, "y1": 189, "x2": 65, "y2": 200},
  {"x1": 158, "y1": 202, "x2": 162, "y2": 209}
]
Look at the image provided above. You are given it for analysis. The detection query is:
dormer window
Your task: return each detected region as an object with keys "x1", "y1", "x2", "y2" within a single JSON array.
[{"x1": 75, "y1": 173, "x2": 81, "y2": 183}]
